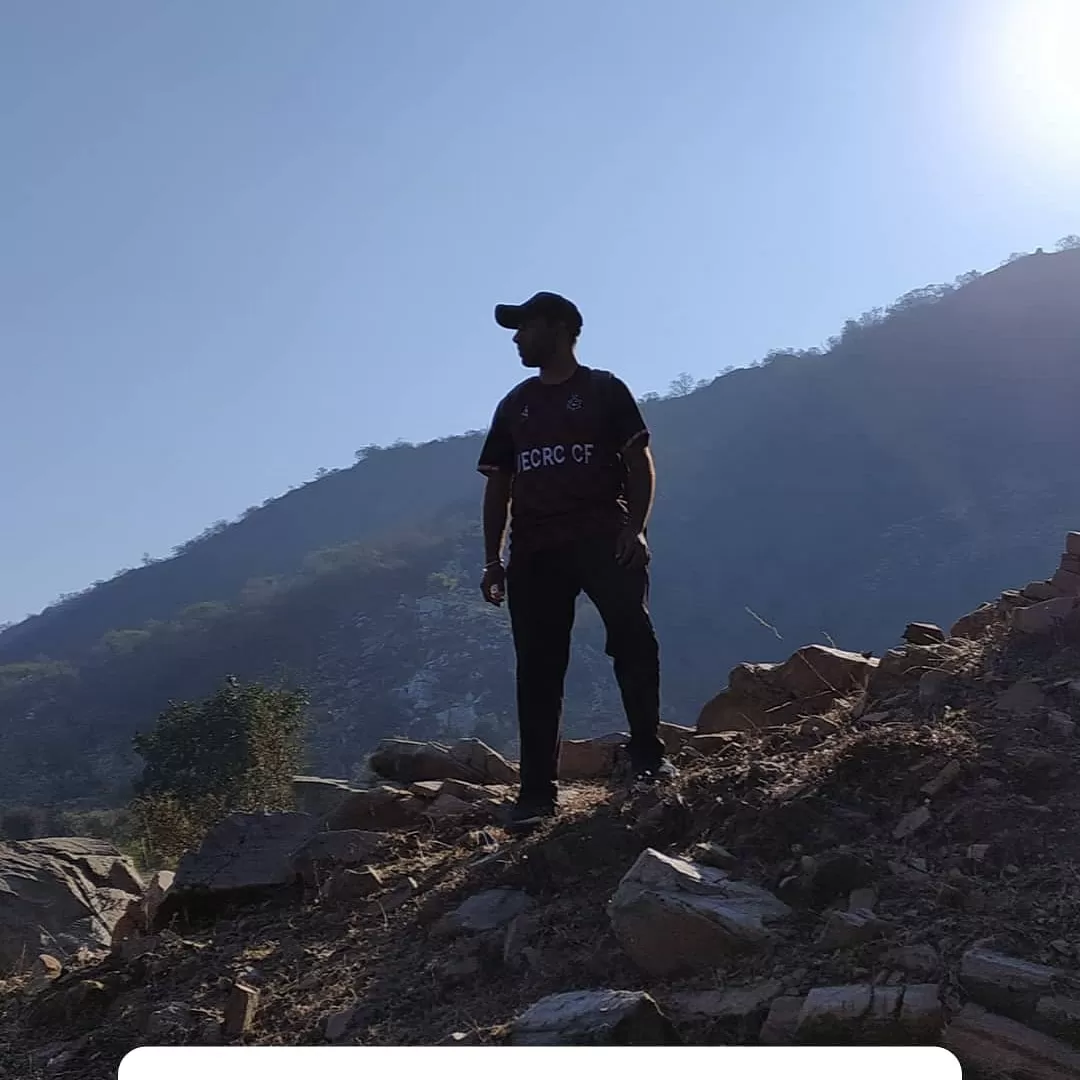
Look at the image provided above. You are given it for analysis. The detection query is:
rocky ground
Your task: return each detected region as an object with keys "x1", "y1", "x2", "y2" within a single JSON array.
[{"x1": 5, "y1": 535, "x2": 1080, "y2": 1077}]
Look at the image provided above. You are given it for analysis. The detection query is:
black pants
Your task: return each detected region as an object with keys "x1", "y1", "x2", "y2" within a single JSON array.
[{"x1": 507, "y1": 535, "x2": 665, "y2": 803}]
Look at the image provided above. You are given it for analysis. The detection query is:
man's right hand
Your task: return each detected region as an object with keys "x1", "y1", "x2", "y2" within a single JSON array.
[{"x1": 481, "y1": 562, "x2": 507, "y2": 606}]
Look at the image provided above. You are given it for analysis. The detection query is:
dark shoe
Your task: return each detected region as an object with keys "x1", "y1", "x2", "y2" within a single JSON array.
[
  {"x1": 505, "y1": 797, "x2": 557, "y2": 832},
  {"x1": 633, "y1": 758, "x2": 679, "y2": 790}
]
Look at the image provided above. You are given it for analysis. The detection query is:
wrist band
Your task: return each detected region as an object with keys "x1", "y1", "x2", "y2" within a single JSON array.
[{"x1": 484, "y1": 559, "x2": 503, "y2": 570}]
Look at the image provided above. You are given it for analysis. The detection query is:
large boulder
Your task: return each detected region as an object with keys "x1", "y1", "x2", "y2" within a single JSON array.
[
  {"x1": 773, "y1": 645, "x2": 878, "y2": 699},
  {"x1": 368, "y1": 737, "x2": 519, "y2": 786},
  {"x1": 19, "y1": 838, "x2": 144, "y2": 895},
  {"x1": 156, "y1": 811, "x2": 317, "y2": 922},
  {"x1": 607, "y1": 848, "x2": 791, "y2": 976},
  {"x1": 0, "y1": 838, "x2": 144, "y2": 972},
  {"x1": 697, "y1": 648, "x2": 876, "y2": 734},
  {"x1": 510, "y1": 990, "x2": 677, "y2": 1045}
]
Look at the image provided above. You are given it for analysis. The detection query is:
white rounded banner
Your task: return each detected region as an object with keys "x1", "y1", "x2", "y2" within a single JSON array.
[{"x1": 119, "y1": 1045, "x2": 962, "y2": 1079}]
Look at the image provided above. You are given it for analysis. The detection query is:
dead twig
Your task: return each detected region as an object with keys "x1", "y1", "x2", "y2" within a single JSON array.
[{"x1": 745, "y1": 606, "x2": 782, "y2": 640}]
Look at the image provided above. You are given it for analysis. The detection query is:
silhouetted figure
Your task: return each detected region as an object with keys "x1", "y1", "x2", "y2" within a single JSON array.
[{"x1": 477, "y1": 292, "x2": 675, "y2": 830}]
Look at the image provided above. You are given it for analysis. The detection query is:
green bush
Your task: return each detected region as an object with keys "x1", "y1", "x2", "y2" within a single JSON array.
[{"x1": 130, "y1": 677, "x2": 307, "y2": 865}]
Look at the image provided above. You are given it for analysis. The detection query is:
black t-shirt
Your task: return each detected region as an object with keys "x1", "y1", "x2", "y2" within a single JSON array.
[{"x1": 477, "y1": 365, "x2": 649, "y2": 551}]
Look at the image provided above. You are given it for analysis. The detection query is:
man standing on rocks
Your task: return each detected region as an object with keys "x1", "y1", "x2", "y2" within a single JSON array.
[{"x1": 477, "y1": 291, "x2": 676, "y2": 830}]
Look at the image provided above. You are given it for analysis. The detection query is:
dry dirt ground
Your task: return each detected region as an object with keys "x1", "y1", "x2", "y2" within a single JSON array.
[{"x1": 5, "y1": 625, "x2": 1080, "y2": 1076}]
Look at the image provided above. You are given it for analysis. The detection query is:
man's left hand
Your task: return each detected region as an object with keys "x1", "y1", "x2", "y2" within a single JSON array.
[{"x1": 615, "y1": 527, "x2": 649, "y2": 569}]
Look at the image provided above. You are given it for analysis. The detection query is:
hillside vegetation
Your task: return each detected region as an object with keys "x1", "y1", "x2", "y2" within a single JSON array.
[{"x1": 4, "y1": 244, "x2": 1080, "y2": 808}]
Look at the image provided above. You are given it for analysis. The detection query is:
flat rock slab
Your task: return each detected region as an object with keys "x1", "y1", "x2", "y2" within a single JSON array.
[
  {"x1": 425, "y1": 793, "x2": 475, "y2": 820},
  {"x1": 170, "y1": 812, "x2": 318, "y2": 897},
  {"x1": 1012, "y1": 597, "x2": 1080, "y2": 634},
  {"x1": 796, "y1": 983, "x2": 942, "y2": 1043},
  {"x1": 17, "y1": 838, "x2": 144, "y2": 895},
  {"x1": 0, "y1": 838, "x2": 144, "y2": 971},
  {"x1": 797, "y1": 984, "x2": 872, "y2": 1041},
  {"x1": 960, "y1": 947, "x2": 1062, "y2": 1019},
  {"x1": 510, "y1": 990, "x2": 677, "y2": 1046},
  {"x1": 945, "y1": 1004, "x2": 1080, "y2": 1080},
  {"x1": 448, "y1": 739, "x2": 519, "y2": 785},
  {"x1": 1023, "y1": 581, "x2": 1059, "y2": 602},
  {"x1": 437, "y1": 778, "x2": 494, "y2": 802},
  {"x1": 408, "y1": 780, "x2": 444, "y2": 799},
  {"x1": 368, "y1": 739, "x2": 484, "y2": 783},
  {"x1": 903, "y1": 623, "x2": 946, "y2": 646},
  {"x1": 370, "y1": 737, "x2": 519, "y2": 787},
  {"x1": 668, "y1": 981, "x2": 782, "y2": 1023},
  {"x1": 816, "y1": 908, "x2": 890, "y2": 950},
  {"x1": 608, "y1": 848, "x2": 790, "y2": 977},
  {"x1": 434, "y1": 888, "x2": 533, "y2": 936}
]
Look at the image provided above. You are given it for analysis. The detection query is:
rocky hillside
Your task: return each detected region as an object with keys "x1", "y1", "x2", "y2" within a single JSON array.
[
  {"x1": 7, "y1": 245, "x2": 1080, "y2": 808},
  {"x1": 4, "y1": 534, "x2": 1080, "y2": 1075}
]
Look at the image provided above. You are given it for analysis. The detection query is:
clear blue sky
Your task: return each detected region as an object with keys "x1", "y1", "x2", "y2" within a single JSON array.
[{"x1": 3, "y1": 0, "x2": 1078, "y2": 624}]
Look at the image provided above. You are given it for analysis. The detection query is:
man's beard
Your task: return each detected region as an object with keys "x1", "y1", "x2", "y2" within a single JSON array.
[{"x1": 519, "y1": 332, "x2": 557, "y2": 367}]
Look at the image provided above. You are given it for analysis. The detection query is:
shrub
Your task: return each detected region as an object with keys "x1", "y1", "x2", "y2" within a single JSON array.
[{"x1": 130, "y1": 677, "x2": 307, "y2": 864}]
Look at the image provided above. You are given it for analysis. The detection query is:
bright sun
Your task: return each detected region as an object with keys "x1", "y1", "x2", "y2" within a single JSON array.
[{"x1": 993, "y1": 0, "x2": 1080, "y2": 167}]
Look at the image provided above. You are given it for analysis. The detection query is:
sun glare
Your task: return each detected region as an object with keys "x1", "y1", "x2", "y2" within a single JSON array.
[{"x1": 992, "y1": 0, "x2": 1080, "y2": 168}]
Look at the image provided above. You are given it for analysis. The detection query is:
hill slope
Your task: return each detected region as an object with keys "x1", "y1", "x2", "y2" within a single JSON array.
[
  {"x1": 4, "y1": 247, "x2": 1080, "y2": 806},
  {"x1": 5, "y1": 542, "x2": 1080, "y2": 1073}
]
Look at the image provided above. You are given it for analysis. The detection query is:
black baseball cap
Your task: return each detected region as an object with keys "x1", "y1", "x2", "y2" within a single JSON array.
[{"x1": 494, "y1": 291, "x2": 583, "y2": 334}]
